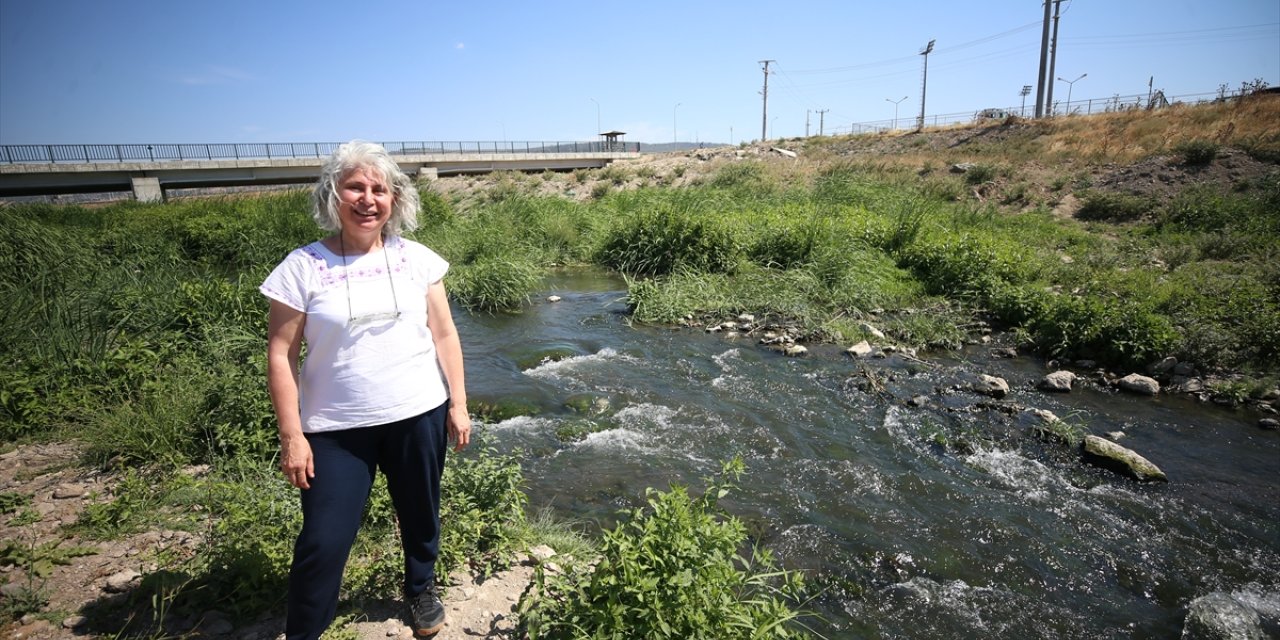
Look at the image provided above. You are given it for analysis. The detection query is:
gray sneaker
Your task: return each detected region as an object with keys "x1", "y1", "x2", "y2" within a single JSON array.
[{"x1": 408, "y1": 586, "x2": 446, "y2": 636}]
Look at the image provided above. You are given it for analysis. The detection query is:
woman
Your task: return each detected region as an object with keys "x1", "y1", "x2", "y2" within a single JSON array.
[{"x1": 261, "y1": 140, "x2": 470, "y2": 639}]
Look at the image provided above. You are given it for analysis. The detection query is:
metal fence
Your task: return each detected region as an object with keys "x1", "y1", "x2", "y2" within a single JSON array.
[
  {"x1": 831, "y1": 89, "x2": 1246, "y2": 136},
  {"x1": 0, "y1": 140, "x2": 627, "y2": 164}
]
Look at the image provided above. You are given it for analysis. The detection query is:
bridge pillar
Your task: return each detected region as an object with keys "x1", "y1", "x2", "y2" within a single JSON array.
[
  {"x1": 131, "y1": 176, "x2": 163, "y2": 202},
  {"x1": 417, "y1": 166, "x2": 438, "y2": 181}
]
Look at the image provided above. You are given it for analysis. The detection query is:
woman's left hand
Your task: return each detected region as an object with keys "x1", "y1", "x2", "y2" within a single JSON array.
[{"x1": 447, "y1": 403, "x2": 471, "y2": 451}]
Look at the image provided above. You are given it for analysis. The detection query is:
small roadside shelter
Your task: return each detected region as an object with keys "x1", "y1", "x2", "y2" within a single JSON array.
[{"x1": 598, "y1": 130, "x2": 626, "y2": 152}]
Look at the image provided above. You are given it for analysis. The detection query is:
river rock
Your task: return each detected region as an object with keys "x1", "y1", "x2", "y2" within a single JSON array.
[
  {"x1": 860, "y1": 323, "x2": 886, "y2": 340},
  {"x1": 846, "y1": 341, "x2": 874, "y2": 357},
  {"x1": 528, "y1": 545, "x2": 557, "y2": 563},
  {"x1": 1182, "y1": 592, "x2": 1265, "y2": 640},
  {"x1": 52, "y1": 484, "x2": 86, "y2": 499},
  {"x1": 546, "y1": 295, "x2": 562, "y2": 303},
  {"x1": 1021, "y1": 408, "x2": 1060, "y2": 423},
  {"x1": 1082, "y1": 435, "x2": 1167, "y2": 482},
  {"x1": 1038, "y1": 370, "x2": 1076, "y2": 392},
  {"x1": 737, "y1": 313, "x2": 755, "y2": 324},
  {"x1": 1172, "y1": 377, "x2": 1205, "y2": 393},
  {"x1": 991, "y1": 347, "x2": 1018, "y2": 358},
  {"x1": 1259, "y1": 418, "x2": 1279, "y2": 430},
  {"x1": 1173, "y1": 361, "x2": 1198, "y2": 377},
  {"x1": 104, "y1": 569, "x2": 141, "y2": 593},
  {"x1": 1118, "y1": 374, "x2": 1160, "y2": 396},
  {"x1": 972, "y1": 374, "x2": 1010, "y2": 399},
  {"x1": 1148, "y1": 356, "x2": 1177, "y2": 375},
  {"x1": 784, "y1": 345, "x2": 809, "y2": 357}
]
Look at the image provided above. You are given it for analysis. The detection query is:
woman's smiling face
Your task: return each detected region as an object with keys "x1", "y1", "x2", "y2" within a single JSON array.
[{"x1": 337, "y1": 167, "x2": 394, "y2": 235}]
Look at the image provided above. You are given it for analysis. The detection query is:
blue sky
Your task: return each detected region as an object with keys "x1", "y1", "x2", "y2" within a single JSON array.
[{"x1": 1, "y1": 0, "x2": 1276, "y2": 145}]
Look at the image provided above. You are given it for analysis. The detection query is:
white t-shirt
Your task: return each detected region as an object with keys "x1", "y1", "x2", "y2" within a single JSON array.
[{"x1": 260, "y1": 235, "x2": 451, "y2": 433}]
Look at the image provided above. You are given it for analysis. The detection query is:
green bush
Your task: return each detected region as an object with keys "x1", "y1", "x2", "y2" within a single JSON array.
[
  {"x1": 1075, "y1": 190, "x2": 1153, "y2": 222},
  {"x1": 1172, "y1": 139, "x2": 1219, "y2": 166},
  {"x1": 1029, "y1": 295, "x2": 1177, "y2": 370},
  {"x1": 519, "y1": 459, "x2": 810, "y2": 639},
  {"x1": 897, "y1": 234, "x2": 1024, "y2": 299},
  {"x1": 417, "y1": 188, "x2": 456, "y2": 227},
  {"x1": 709, "y1": 162, "x2": 770, "y2": 192},
  {"x1": 438, "y1": 442, "x2": 528, "y2": 580},
  {"x1": 446, "y1": 257, "x2": 540, "y2": 312},
  {"x1": 598, "y1": 204, "x2": 740, "y2": 277},
  {"x1": 963, "y1": 163, "x2": 998, "y2": 185}
]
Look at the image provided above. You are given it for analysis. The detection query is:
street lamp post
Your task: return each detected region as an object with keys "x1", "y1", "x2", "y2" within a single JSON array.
[
  {"x1": 1056, "y1": 73, "x2": 1086, "y2": 115},
  {"x1": 1020, "y1": 85, "x2": 1033, "y2": 117},
  {"x1": 673, "y1": 102, "x2": 682, "y2": 144},
  {"x1": 885, "y1": 96, "x2": 908, "y2": 131}
]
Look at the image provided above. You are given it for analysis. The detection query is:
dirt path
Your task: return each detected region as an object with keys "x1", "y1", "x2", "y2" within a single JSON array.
[{"x1": 0, "y1": 442, "x2": 536, "y2": 639}]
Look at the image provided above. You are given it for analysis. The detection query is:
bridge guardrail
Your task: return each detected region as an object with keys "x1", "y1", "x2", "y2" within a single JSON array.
[{"x1": 0, "y1": 141, "x2": 631, "y2": 164}]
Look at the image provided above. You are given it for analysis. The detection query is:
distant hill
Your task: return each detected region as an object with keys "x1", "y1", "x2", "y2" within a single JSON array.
[{"x1": 638, "y1": 142, "x2": 730, "y2": 153}]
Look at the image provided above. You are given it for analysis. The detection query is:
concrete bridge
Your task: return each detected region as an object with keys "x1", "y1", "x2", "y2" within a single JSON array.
[{"x1": 0, "y1": 141, "x2": 639, "y2": 202}]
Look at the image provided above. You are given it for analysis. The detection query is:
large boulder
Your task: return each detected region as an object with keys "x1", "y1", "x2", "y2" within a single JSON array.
[
  {"x1": 846, "y1": 340, "x2": 874, "y2": 357},
  {"x1": 1082, "y1": 435, "x2": 1167, "y2": 482},
  {"x1": 1182, "y1": 592, "x2": 1265, "y2": 640},
  {"x1": 1038, "y1": 370, "x2": 1076, "y2": 393},
  {"x1": 972, "y1": 374, "x2": 1010, "y2": 399},
  {"x1": 1118, "y1": 373, "x2": 1160, "y2": 396}
]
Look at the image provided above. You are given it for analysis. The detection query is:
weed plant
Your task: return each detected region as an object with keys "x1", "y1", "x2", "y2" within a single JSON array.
[{"x1": 519, "y1": 459, "x2": 811, "y2": 639}]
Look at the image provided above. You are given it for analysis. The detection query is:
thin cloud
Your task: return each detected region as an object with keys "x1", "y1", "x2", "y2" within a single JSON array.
[
  {"x1": 179, "y1": 65, "x2": 255, "y2": 86},
  {"x1": 455, "y1": 42, "x2": 465, "y2": 50}
]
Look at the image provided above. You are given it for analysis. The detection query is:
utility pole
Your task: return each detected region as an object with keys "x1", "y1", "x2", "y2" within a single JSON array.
[
  {"x1": 1020, "y1": 85, "x2": 1032, "y2": 117},
  {"x1": 916, "y1": 40, "x2": 935, "y2": 132},
  {"x1": 806, "y1": 110, "x2": 811, "y2": 137},
  {"x1": 1034, "y1": 0, "x2": 1052, "y2": 118},
  {"x1": 759, "y1": 60, "x2": 775, "y2": 142},
  {"x1": 816, "y1": 109, "x2": 828, "y2": 136},
  {"x1": 1045, "y1": 0, "x2": 1064, "y2": 115}
]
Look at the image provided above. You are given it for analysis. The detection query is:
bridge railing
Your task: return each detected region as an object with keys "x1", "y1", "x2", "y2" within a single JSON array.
[{"x1": 0, "y1": 140, "x2": 627, "y2": 164}]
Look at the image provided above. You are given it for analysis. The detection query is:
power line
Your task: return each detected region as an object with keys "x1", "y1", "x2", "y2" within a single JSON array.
[
  {"x1": 774, "y1": 42, "x2": 1038, "y2": 92},
  {"x1": 1067, "y1": 21, "x2": 1278, "y2": 42},
  {"x1": 785, "y1": 20, "x2": 1041, "y2": 76}
]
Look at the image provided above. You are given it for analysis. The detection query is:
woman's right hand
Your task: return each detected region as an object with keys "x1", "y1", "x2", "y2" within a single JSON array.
[{"x1": 280, "y1": 433, "x2": 314, "y2": 490}]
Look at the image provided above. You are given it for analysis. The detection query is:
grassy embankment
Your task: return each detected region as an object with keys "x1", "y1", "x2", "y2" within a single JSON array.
[{"x1": 0, "y1": 96, "x2": 1276, "y2": 635}]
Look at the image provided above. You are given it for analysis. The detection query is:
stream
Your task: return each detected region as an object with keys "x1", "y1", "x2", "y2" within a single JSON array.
[{"x1": 456, "y1": 271, "x2": 1280, "y2": 639}]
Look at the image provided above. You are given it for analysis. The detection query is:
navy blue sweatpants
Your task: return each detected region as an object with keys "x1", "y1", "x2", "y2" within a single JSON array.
[{"x1": 285, "y1": 402, "x2": 448, "y2": 640}]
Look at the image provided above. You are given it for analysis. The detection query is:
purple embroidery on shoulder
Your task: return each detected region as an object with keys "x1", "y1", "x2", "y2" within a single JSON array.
[{"x1": 301, "y1": 244, "x2": 343, "y2": 288}]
